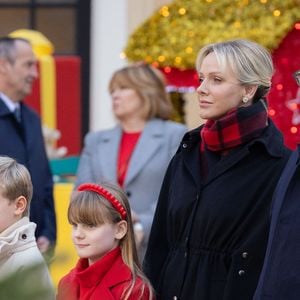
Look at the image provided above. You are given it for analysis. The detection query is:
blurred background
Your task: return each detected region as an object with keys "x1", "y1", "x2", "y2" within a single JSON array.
[{"x1": 0, "y1": 0, "x2": 299, "y2": 286}]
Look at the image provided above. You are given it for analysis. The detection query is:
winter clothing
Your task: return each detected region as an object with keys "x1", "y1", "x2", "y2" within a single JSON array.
[
  {"x1": 144, "y1": 116, "x2": 291, "y2": 300},
  {"x1": 201, "y1": 100, "x2": 268, "y2": 151},
  {"x1": 0, "y1": 217, "x2": 54, "y2": 298},
  {"x1": 254, "y1": 147, "x2": 300, "y2": 299},
  {"x1": 57, "y1": 247, "x2": 150, "y2": 300}
]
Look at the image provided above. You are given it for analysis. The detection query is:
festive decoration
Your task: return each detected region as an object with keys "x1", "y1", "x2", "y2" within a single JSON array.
[
  {"x1": 268, "y1": 24, "x2": 300, "y2": 149},
  {"x1": 124, "y1": 0, "x2": 300, "y2": 69}
]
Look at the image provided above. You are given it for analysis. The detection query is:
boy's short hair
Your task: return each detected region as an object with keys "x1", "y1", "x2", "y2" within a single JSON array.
[{"x1": 0, "y1": 156, "x2": 33, "y2": 216}]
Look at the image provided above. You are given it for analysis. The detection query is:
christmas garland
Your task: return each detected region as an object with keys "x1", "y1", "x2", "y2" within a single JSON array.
[{"x1": 124, "y1": 0, "x2": 300, "y2": 69}]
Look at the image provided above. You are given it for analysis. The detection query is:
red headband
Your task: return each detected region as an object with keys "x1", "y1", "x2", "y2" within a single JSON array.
[{"x1": 77, "y1": 183, "x2": 127, "y2": 220}]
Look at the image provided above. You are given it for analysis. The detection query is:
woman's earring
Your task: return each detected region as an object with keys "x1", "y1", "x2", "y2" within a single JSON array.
[{"x1": 242, "y1": 96, "x2": 249, "y2": 104}]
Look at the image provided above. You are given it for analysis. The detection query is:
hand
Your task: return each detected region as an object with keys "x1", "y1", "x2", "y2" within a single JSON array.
[{"x1": 37, "y1": 236, "x2": 51, "y2": 253}]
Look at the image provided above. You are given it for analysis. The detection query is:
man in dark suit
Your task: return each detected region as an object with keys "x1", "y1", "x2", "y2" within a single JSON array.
[
  {"x1": 0, "y1": 36, "x2": 56, "y2": 254},
  {"x1": 254, "y1": 70, "x2": 300, "y2": 300}
]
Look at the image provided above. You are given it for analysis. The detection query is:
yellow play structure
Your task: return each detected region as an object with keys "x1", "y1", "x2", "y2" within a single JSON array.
[{"x1": 50, "y1": 183, "x2": 77, "y2": 287}]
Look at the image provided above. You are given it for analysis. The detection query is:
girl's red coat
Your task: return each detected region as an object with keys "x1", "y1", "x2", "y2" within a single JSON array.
[{"x1": 56, "y1": 247, "x2": 150, "y2": 300}]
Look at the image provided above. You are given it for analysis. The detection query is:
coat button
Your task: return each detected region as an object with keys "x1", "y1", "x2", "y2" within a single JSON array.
[
  {"x1": 182, "y1": 143, "x2": 188, "y2": 148},
  {"x1": 126, "y1": 191, "x2": 131, "y2": 197},
  {"x1": 242, "y1": 252, "x2": 248, "y2": 259},
  {"x1": 238, "y1": 269, "x2": 245, "y2": 276},
  {"x1": 21, "y1": 234, "x2": 27, "y2": 240}
]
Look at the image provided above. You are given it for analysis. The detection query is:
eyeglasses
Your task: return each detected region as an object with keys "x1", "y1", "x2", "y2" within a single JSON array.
[{"x1": 294, "y1": 70, "x2": 300, "y2": 87}]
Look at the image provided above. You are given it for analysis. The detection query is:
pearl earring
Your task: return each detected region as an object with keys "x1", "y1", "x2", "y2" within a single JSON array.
[{"x1": 242, "y1": 96, "x2": 249, "y2": 104}]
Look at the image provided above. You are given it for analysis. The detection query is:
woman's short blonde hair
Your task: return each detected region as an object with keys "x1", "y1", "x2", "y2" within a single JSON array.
[
  {"x1": 109, "y1": 63, "x2": 173, "y2": 120},
  {"x1": 196, "y1": 39, "x2": 274, "y2": 102},
  {"x1": 0, "y1": 156, "x2": 32, "y2": 216}
]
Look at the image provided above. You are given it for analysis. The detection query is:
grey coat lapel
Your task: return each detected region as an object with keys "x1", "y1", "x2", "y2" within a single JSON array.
[
  {"x1": 97, "y1": 126, "x2": 122, "y2": 182},
  {"x1": 125, "y1": 119, "x2": 163, "y2": 186}
]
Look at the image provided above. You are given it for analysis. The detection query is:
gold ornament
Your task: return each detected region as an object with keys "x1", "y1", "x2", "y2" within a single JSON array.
[{"x1": 124, "y1": 0, "x2": 300, "y2": 69}]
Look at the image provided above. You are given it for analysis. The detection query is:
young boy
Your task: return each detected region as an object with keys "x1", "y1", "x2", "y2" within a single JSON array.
[{"x1": 0, "y1": 156, "x2": 54, "y2": 298}]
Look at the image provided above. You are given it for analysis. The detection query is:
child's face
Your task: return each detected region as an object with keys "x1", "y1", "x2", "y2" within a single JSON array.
[
  {"x1": 71, "y1": 222, "x2": 121, "y2": 265},
  {"x1": 0, "y1": 193, "x2": 18, "y2": 233}
]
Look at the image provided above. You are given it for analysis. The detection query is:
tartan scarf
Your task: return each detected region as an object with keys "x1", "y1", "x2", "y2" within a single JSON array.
[{"x1": 201, "y1": 99, "x2": 268, "y2": 153}]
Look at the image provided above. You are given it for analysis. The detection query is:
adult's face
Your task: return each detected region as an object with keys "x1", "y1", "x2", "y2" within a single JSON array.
[
  {"x1": 196, "y1": 52, "x2": 248, "y2": 120},
  {"x1": 4, "y1": 40, "x2": 38, "y2": 101},
  {"x1": 111, "y1": 86, "x2": 144, "y2": 122}
]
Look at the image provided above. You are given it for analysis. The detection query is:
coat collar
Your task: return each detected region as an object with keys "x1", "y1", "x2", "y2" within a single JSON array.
[
  {"x1": 0, "y1": 217, "x2": 36, "y2": 260},
  {"x1": 75, "y1": 246, "x2": 132, "y2": 289},
  {"x1": 96, "y1": 119, "x2": 165, "y2": 186},
  {"x1": 0, "y1": 98, "x2": 36, "y2": 151},
  {"x1": 0, "y1": 97, "x2": 13, "y2": 117},
  {"x1": 180, "y1": 119, "x2": 287, "y2": 188}
]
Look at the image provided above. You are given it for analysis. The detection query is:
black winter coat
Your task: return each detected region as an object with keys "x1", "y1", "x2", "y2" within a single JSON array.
[{"x1": 144, "y1": 120, "x2": 291, "y2": 300}]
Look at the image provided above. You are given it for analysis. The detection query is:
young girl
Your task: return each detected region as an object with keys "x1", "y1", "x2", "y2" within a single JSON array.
[{"x1": 56, "y1": 182, "x2": 154, "y2": 300}]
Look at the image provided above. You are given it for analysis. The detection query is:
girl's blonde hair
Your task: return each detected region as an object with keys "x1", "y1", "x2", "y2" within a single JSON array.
[
  {"x1": 68, "y1": 182, "x2": 154, "y2": 300},
  {"x1": 196, "y1": 39, "x2": 273, "y2": 103},
  {"x1": 109, "y1": 63, "x2": 173, "y2": 120}
]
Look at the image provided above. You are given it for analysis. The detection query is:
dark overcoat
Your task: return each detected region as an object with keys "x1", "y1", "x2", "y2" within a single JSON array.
[
  {"x1": 0, "y1": 98, "x2": 56, "y2": 242},
  {"x1": 254, "y1": 147, "x2": 300, "y2": 300},
  {"x1": 144, "y1": 120, "x2": 291, "y2": 300}
]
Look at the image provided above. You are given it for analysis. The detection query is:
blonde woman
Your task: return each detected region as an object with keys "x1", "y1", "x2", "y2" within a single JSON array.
[{"x1": 144, "y1": 39, "x2": 291, "y2": 299}]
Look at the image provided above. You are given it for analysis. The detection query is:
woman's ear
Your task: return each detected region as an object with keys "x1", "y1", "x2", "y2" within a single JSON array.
[
  {"x1": 244, "y1": 85, "x2": 258, "y2": 101},
  {"x1": 114, "y1": 220, "x2": 127, "y2": 240},
  {"x1": 14, "y1": 196, "x2": 27, "y2": 216}
]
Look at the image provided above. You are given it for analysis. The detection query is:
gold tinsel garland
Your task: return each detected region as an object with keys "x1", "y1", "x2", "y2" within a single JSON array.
[{"x1": 124, "y1": 0, "x2": 300, "y2": 69}]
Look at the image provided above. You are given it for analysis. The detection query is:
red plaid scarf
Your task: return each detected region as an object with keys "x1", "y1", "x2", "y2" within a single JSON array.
[{"x1": 201, "y1": 100, "x2": 268, "y2": 153}]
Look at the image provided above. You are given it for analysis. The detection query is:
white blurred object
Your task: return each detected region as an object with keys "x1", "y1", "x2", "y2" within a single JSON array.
[{"x1": 42, "y1": 126, "x2": 68, "y2": 159}]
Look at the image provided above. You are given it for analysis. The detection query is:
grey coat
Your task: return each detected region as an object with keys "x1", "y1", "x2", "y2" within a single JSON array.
[{"x1": 75, "y1": 118, "x2": 187, "y2": 257}]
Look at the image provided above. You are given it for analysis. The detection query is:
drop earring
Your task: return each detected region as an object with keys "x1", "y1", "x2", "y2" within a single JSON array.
[{"x1": 242, "y1": 96, "x2": 249, "y2": 104}]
